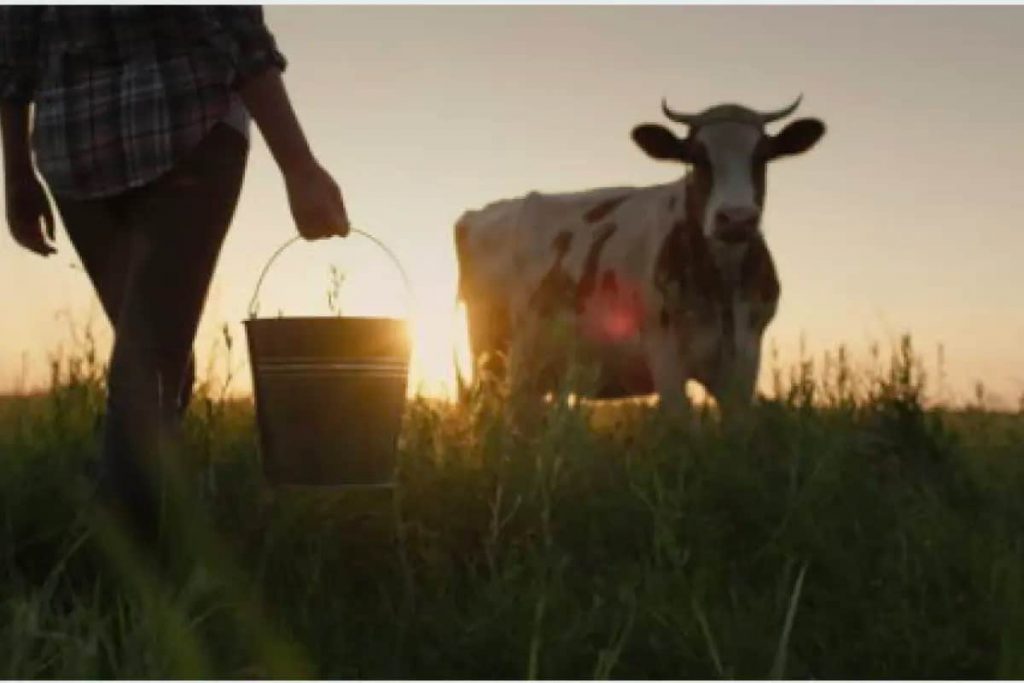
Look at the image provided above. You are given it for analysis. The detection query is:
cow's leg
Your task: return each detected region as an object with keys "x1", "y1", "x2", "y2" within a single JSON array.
[
  {"x1": 709, "y1": 340, "x2": 761, "y2": 421},
  {"x1": 646, "y1": 332, "x2": 690, "y2": 415},
  {"x1": 506, "y1": 327, "x2": 534, "y2": 397},
  {"x1": 505, "y1": 316, "x2": 552, "y2": 429},
  {"x1": 465, "y1": 301, "x2": 509, "y2": 381},
  {"x1": 456, "y1": 222, "x2": 511, "y2": 391}
]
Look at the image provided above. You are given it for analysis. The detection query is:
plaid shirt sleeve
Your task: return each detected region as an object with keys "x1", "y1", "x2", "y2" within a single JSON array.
[
  {"x1": 213, "y1": 6, "x2": 288, "y2": 87},
  {"x1": 0, "y1": 6, "x2": 41, "y2": 104}
]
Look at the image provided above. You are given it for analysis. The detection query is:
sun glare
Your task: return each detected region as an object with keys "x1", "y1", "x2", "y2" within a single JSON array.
[
  {"x1": 407, "y1": 300, "x2": 472, "y2": 399},
  {"x1": 243, "y1": 234, "x2": 474, "y2": 400}
]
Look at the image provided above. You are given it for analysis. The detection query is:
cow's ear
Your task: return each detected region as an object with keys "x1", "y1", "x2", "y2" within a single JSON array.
[
  {"x1": 768, "y1": 118, "x2": 825, "y2": 159},
  {"x1": 632, "y1": 124, "x2": 691, "y2": 162}
]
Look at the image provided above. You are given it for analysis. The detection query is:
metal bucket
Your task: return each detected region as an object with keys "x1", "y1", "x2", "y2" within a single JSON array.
[{"x1": 244, "y1": 232, "x2": 411, "y2": 488}]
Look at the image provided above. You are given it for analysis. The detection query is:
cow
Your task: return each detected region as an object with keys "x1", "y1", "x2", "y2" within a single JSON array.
[{"x1": 455, "y1": 96, "x2": 825, "y2": 415}]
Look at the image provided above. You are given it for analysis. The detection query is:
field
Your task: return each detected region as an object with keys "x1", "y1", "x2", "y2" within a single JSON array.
[{"x1": 2, "y1": 337, "x2": 1024, "y2": 679}]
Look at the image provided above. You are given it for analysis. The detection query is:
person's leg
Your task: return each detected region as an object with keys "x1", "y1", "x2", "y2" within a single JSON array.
[
  {"x1": 57, "y1": 200, "x2": 198, "y2": 421},
  {"x1": 72, "y1": 125, "x2": 248, "y2": 530},
  {"x1": 56, "y1": 201, "x2": 131, "y2": 324}
]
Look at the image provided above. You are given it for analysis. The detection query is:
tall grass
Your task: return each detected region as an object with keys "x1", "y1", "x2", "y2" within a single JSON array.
[{"x1": 1, "y1": 330, "x2": 1023, "y2": 678}]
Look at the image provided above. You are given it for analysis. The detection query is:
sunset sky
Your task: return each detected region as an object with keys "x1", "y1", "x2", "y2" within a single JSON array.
[{"x1": 2, "y1": 5, "x2": 1022, "y2": 405}]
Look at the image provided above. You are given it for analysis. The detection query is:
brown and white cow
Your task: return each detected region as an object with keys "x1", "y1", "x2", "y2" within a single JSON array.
[{"x1": 455, "y1": 97, "x2": 825, "y2": 413}]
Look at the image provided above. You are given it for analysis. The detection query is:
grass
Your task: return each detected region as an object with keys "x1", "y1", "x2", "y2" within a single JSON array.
[{"x1": 2, "y1": 333, "x2": 1024, "y2": 678}]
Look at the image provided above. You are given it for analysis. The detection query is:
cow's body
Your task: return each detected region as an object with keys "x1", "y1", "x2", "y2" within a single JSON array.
[{"x1": 456, "y1": 99, "x2": 823, "y2": 410}]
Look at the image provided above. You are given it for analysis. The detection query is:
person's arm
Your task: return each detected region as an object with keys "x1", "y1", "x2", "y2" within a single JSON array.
[
  {"x1": 217, "y1": 6, "x2": 349, "y2": 240},
  {"x1": 239, "y1": 69, "x2": 349, "y2": 240},
  {"x1": 0, "y1": 7, "x2": 55, "y2": 257}
]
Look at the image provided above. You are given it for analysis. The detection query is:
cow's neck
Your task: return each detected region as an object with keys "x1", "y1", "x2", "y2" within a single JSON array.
[
  {"x1": 709, "y1": 241, "x2": 751, "y2": 290},
  {"x1": 667, "y1": 174, "x2": 778, "y2": 306}
]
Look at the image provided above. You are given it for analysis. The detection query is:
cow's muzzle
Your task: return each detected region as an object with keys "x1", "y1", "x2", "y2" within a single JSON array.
[{"x1": 713, "y1": 206, "x2": 760, "y2": 244}]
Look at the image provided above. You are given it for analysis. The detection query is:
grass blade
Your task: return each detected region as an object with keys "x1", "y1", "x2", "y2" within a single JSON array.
[{"x1": 770, "y1": 561, "x2": 808, "y2": 680}]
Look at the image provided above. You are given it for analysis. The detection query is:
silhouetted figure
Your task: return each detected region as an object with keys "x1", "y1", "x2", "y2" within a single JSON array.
[{"x1": 1, "y1": 7, "x2": 349, "y2": 539}]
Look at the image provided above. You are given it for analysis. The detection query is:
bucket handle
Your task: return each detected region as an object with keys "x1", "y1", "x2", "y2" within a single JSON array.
[{"x1": 247, "y1": 229, "x2": 413, "y2": 319}]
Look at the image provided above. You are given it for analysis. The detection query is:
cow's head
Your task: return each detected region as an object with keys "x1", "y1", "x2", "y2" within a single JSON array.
[{"x1": 632, "y1": 96, "x2": 825, "y2": 245}]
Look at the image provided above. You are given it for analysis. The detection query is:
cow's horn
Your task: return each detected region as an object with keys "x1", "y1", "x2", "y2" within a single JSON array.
[
  {"x1": 661, "y1": 97, "x2": 700, "y2": 126},
  {"x1": 758, "y1": 95, "x2": 803, "y2": 124}
]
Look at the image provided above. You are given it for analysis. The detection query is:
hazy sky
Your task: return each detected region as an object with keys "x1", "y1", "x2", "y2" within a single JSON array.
[{"x1": 2, "y1": 6, "x2": 1022, "y2": 403}]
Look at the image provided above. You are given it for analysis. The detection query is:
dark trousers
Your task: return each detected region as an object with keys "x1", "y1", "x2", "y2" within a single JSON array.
[{"x1": 55, "y1": 124, "x2": 248, "y2": 526}]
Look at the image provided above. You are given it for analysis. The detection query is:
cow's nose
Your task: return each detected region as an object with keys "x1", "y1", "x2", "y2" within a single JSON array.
[{"x1": 714, "y1": 206, "x2": 760, "y2": 243}]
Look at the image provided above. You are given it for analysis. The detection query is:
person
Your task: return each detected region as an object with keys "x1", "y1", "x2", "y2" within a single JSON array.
[{"x1": 0, "y1": 6, "x2": 349, "y2": 534}]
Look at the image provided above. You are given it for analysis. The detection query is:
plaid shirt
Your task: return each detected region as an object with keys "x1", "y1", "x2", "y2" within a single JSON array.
[{"x1": 0, "y1": 6, "x2": 286, "y2": 199}]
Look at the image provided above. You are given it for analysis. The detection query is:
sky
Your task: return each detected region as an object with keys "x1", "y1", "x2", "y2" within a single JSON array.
[{"x1": 1, "y1": 5, "x2": 1023, "y2": 405}]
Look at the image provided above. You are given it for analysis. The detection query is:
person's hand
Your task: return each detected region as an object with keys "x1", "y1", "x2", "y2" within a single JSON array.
[
  {"x1": 284, "y1": 159, "x2": 350, "y2": 241},
  {"x1": 5, "y1": 174, "x2": 56, "y2": 256}
]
